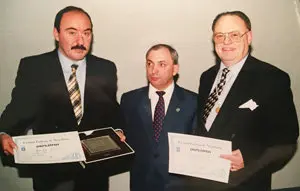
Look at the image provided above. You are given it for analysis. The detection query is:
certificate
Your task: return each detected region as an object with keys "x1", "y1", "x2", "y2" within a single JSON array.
[
  {"x1": 13, "y1": 131, "x2": 86, "y2": 164},
  {"x1": 168, "y1": 133, "x2": 231, "y2": 183}
]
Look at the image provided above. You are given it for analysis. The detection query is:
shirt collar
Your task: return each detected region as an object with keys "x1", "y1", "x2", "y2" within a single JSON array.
[
  {"x1": 57, "y1": 49, "x2": 86, "y2": 72},
  {"x1": 148, "y1": 82, "x2": 175, "y2": 100},
  {"x1": 220, "y1": 54, "x2": 249, "y2": 75}
]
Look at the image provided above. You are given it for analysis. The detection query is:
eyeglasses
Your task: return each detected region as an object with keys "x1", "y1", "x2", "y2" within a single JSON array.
[{"x1": 213, "y1": 31, "x2": 249, "y2": 44}]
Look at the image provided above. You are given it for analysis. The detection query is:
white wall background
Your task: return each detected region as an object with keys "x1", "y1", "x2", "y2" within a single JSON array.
[{"x1": 0, "y1": 0, "x2": 300, "y2": 190}]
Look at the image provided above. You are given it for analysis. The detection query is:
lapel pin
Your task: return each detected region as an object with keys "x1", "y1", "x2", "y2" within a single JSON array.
[
  {"x1": 176, "y1": 108, "x2": 180, "y2": 112},
  {"x1": 215, "y1": 106, "x2": 220, "y2": 113}
]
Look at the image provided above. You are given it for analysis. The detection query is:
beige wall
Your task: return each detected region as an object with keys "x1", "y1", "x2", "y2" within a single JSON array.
[{"x1": 1, "y1": 0, "x2": 299, "y2": 190}]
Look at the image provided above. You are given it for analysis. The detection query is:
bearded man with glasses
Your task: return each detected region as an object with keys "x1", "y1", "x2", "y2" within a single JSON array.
[{"x1": 193, "y1": 11, "x2": 299, "y2": 191}]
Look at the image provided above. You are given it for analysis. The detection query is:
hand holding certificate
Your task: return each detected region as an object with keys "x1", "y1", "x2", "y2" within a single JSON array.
[
  {"x1": 13, "y1": 131, "x2": 86, "y2": 164},
  {"x1": 168, "y1": 133, "x2": 232, "y2": 183}
]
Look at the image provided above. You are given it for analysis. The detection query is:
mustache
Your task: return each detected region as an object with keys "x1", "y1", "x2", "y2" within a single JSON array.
[{"x1": 71, "y1": 45, "x2": 87, "y2": 50}]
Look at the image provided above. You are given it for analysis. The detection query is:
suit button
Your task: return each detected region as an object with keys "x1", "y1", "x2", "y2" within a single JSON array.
[{"x1": 154, "y1": 153, "x2": 159, "y2": 158}]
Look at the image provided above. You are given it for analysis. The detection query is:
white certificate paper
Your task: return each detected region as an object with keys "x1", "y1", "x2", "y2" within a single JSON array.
[
  {"x1": 13, "y1": 131, "x2": 86, "y2": 164},
  {"x1": 168, "y1": 133, "x2": 232, "y2": 183}
]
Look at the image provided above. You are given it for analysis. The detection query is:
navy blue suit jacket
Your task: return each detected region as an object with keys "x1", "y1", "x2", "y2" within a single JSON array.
[{"x1": 120, "y1": 84, "x2": 197, "y2": 191}]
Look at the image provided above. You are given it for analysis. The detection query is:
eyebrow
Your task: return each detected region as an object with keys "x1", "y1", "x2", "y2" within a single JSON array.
[
  {"x1": 158, "y1": 60, "x2": 167, "y2": 64},
  {"x1": 146, "y1": 59, "x2": 153, "y2": 63},
  {"x1": 146, "y1": 59, "x2": 167, "y2": 64},
  {"x1": 65, "y1": 27, "x2": 92, "y2": 32},
  {"x1": 214, "y1": 30, "x2": 239, "y2": 34}
]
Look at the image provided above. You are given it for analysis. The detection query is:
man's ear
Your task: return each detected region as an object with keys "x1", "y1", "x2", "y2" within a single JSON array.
[
  {"x1": 53, "y1": 28, "x2": 59, "y2": 42},
  {"x1": 173, "y1": 64, "x2": 179, "y2": 76},
  {"x1": 247, "y1": 31, "x2": 253, "y2": 45}
]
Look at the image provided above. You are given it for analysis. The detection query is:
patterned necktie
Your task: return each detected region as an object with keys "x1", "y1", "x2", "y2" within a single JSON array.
[
  {"x1": 153, "y1": 91, "x2": 165, "y2": 142},
  {"x1": 202, "y1": 68, "x2": 230, "y2": 123},
  {"x1": 68, "y1": 64, "x2": 83, "y2": 125}
]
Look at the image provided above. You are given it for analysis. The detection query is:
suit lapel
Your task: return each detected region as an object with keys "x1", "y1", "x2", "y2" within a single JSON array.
[
  {"x1": 138, "y1": 85, "x2": 186, "y2": 142},
  {"x1": 203, "y1": 68, "x2": 219, "y2": 101},
  {"x1": 81, "y1": 56, "x2": 91, "y2": 125},
  {"x1": 209, "y1": 56, "x2": 256, "y2": 134},
  {"x1": 163, "y1": 85, "x2": 184, "y2": 133},
  {"x1": 200, "y1": 66, "x2": 219, "y2": 114},
  {"x1": 47, "y1": 50, "x2": 73, "y2": 105},
  {"x1": 78, "y1": 54, "x2": 101, "y2": 127},
  {"x1": 137, "y1": 88, "x2": 154, "y2": 142},
  {"x1": 49, "y1": 50, "x2": 78, "y2": 126},
  {"x1": 198, "y1": 66, "x2": 219, "y2": 134}
]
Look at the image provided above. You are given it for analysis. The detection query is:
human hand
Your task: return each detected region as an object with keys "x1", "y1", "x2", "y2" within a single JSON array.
[
  {"x1": 115, "y1": 130, "x2": 126, "y2": 142},
  {"x1": 220, "y1": 149, "x2": 244, "y2": 171},
  {"x1": 0, "y1": 134, "x2": 17, "y2": 155}
]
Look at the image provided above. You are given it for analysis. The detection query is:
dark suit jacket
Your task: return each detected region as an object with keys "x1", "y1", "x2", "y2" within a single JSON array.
[
  {"x1": 119, "y1": 84, "x2": 197, "y2": 191},
  {"x1": 0, "y1": 50, "x2": 119, "y2": 182},
  {"x1": 194, "y1": 55, "x2": 299, "y2": 191}
]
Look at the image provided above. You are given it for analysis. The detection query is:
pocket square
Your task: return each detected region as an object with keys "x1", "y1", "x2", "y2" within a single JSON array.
[{"x1": 238, "y1": 99, "x2": 258, "y2": 111}]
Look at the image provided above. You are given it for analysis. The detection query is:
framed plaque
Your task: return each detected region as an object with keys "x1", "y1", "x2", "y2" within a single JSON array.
[
  {"x1": 81, "y1": 135, "x2": 121, "y2": 156},
  {"x1": 79, "y1": 127, "x2": 134, "y2": 165}
]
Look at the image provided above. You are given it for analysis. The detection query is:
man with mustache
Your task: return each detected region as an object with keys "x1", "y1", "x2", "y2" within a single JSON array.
[
  {"x1": 72, "y1": 45, "x2": 87, "y2": 50},
  {"x1": 0, "y1": 6, "x2": 119, "y2": 191}
]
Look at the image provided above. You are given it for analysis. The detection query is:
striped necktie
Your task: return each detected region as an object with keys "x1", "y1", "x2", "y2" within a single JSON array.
[
  {"x1": 68, "y1": 64, "x2": 83, "y2": 125},
  {"x1": 202, "y1": 68, "x2": 230, "y2": 123}
]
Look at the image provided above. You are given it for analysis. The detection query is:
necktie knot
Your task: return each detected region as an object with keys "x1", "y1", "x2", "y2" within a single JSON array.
[
  {"x1": 156, "y1": 91, "x2": 165, "y2": 97},
  {"x1": 71, "y1": 64, "x2": 79, "y2": 73},
  {"x1": 222, "y1": 68, "x2": 230, "y2": 77}
]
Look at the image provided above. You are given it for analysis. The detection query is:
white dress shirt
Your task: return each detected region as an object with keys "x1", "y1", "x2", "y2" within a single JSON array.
[
  {"x1": 148, "y1": 82, "x2": 175, "y2": 120},
  {"x1": 205, "y1": 55, "x2": 249, "y2": 131}
]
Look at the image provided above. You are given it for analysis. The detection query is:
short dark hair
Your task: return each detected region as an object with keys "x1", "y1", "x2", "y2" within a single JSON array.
[
  {"x1": 146, "y1": 44, "x2": 179, "y2": 65},
  {"x1": 54, "y1": 6, "x2": 93, "y2": 32},
  {"x1": 212, "y1": 11, "x2": 251, "y2": 32}
]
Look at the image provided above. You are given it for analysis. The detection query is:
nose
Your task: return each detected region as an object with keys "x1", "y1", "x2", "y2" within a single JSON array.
[
  {"x1": 151, "y1": 65, "x2": 159, "y2": 74},
  {"x1": 223, "y1": 34, "x2": 232, "y2": 45},
  {"x1": 76, "y1": 33, "x2": 84, "y2": 45}
]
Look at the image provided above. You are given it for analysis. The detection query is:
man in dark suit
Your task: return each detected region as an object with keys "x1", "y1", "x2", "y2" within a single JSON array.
[
  {"x1": 119, "y1": 44, "x2": 197, "y2": 191},
  {"x1": 0, "y1": 6, "x2": 119, "y2": 191},
  {"x1": 195, "y1": 11, "x2": 299, "y2": 191}
]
